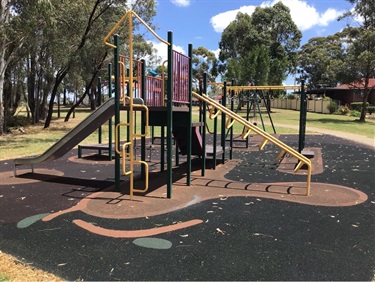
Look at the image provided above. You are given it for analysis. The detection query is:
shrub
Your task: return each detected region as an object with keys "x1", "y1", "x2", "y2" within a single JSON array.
[
  {"x1": 286, "y1": 94, "x2": 296, "y2": 99},
  {"x1": 351, "y1": 102, "x2": 368, "y2": 111},
  {"x1": 338, "y1": 105, "x2": 350, "y2": 115},
  {"x1": 367, "y1": 105, "x2": 375, "y2": 115},
  {"x1": 327, "y1": 101, "x2": 338, "y2": 114},
  {"x1": 350, "y1": 110, "x2": 361, "y2": 117},
  {"x1": 322, "y1": 96, "x2": 332, "y2": 101}
]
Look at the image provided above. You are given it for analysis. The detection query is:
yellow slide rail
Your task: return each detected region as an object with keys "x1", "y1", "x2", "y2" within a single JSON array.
[
  {"x1": 104, "y1": 10, "x2": 169, "y2": 200},
  {"x1": 192, "y1": 92, "x2": 312, "y2": 196}
]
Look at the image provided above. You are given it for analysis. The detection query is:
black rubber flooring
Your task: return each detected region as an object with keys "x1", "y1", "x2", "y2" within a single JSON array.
[{"x1": 0, "y1": 134, "x2": 374, "y2": 281}]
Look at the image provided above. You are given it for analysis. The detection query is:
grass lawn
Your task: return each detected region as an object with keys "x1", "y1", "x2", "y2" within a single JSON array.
[{"x1": 0, "y1": 105, "x2": 374, "y2": 161}]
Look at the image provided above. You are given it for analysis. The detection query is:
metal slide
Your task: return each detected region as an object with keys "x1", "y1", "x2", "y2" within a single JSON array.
[
  {"x1": 193, "y1": 92, "x2": 312, "y2": 196},
  {"x1": 14, "y1": 98, "x2": 116, "y2": 174}
]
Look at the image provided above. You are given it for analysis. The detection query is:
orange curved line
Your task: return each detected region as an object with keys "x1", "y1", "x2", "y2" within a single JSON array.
[{"x1": 73, "y1": 219, "x2": 204, "y2": 238}]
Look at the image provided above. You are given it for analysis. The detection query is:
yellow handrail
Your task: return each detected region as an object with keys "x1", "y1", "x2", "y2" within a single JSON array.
[
  {"x1": 227, "y1": 85, "x2": 304, "y2": 91},
  {"x1": 192, "y1": 91, "x2": 312, "y2": 196},
  {"x1": 103, "y1": 10, "x2": 170, "y2": 49},
  {"x1": 121, "y1": 143, "x2": 149, "y2": 197}
]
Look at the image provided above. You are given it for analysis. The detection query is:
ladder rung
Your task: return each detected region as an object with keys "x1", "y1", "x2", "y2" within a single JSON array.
[
  {"x1": 241, "y1": 128, "x2": 252, "y2": 139},
  {"x1": 258, "y1": 138, "x2": 268, "y2": 150},
  {"x1": 226, "y1": 117, "x2": 235, "y2": 129},
  {"x1": 294, "y1": 160, "x2": 304, "y2": 172},
  {"x1": 276, "y1": 150, "x2": 286, "y2": 161}
]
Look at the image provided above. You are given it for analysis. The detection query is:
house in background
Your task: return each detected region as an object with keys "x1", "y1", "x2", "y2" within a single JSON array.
[{"x1": 307, "y1": 78, "x2": 375, "y2": 107}]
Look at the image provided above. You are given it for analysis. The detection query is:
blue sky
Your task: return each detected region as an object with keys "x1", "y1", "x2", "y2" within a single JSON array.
[{"x1": 136, "y1": 0, "x2": 355, "y2": 83}]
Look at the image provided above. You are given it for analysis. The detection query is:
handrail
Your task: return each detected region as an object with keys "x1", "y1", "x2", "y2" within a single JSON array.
[
  {"x1": 192, "y1": 91, "x2": 312, "y2": 196},
  {"x1": 227, "y1": 85, "x2": 304, "y2": 91},
  {"x1": 121, "y1": 143, "x2": 149, "y2": 195},
  {"x1": 103, "y1": 10, "x2": 170, "y2": 49}
]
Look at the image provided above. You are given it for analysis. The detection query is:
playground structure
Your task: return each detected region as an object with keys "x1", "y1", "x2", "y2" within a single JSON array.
[{"x1": 13, "y1": 10, "x2": 312, "y2": 199}]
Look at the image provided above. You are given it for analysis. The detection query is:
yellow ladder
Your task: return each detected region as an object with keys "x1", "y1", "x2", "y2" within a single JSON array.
[{"x1": 193, "y1": 92, "x2": 312, "y2": 196}]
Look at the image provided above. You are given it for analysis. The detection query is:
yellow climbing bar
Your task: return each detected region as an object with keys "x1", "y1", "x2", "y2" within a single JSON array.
[
  {"x1": 104, "y1": 10, "x2": 170, "y2": 48},
  {"x1": 227, "y1": 85, "x2": 304, "y2": 91},
  {"x1": 242, "y1": 128, "x2": 252, "y2": 139},
  {"x1": 208, "y1": 106, "x2": 221, "y2": 119},
  {"x1": 192, "y1": 91, "x2": 312, "y2": 196}
]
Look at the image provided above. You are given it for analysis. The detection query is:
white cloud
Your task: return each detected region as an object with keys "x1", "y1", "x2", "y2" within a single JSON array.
[
  {"x1": 210, "y1": 5, "x2": 256, "y2": 33},
  {"x1": 171, "y1": 0, "x2": 190, "y2": 7},
  {"x1": 211, "y1": 48, "x2": 221, "y2": 59},
  {"x1": 149, "y1": 41, "x2": 186, "y2": 64},
  {"x1": 210, "y1": 0, "x2": 344, "y2": 33}
]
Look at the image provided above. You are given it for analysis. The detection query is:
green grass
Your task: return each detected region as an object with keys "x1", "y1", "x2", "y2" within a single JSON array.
[
  {"x1": 0, "y1": 273, "x2": 9, "y2": 282},
  {"x1": 195, "y1": 106, "x2": 375, "y2": 137},
  {"x1": 1, "y1": 105, "x2": 374, "y2": 160}
]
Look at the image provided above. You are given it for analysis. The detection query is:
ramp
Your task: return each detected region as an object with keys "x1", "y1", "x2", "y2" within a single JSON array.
[
  {"x1": 192, "y1": 92, "x2": 312, "y2": 195},
  {"x1": 14, "y1": 98, "x2": 116, "y2": 173}
]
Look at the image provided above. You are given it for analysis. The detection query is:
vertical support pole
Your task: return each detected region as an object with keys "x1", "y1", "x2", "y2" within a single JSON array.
[
  {"x1": 114, "y1": 35, "x2": 121, "y2": 192},
  {"x1": 187, "y1": 43, "x2": 193, "y2": 186},
  {"x1": 201, "y1": 73, "x2": 207, "y2": 176},
  {"x1": 98, "y1": 77, "x2": 102, "y2": 154},
  {"x1": 108, "y1": 63, "x2": 113, "y2": 161},
  {"x1": 167, "y1": 31, "x2": 173, "y2": 198},
  {"x1": 128, "y1": 14, "x2": 135, "y2": 200},
  {"x1": 126, "y1": 68, "x2": 130, "y2": 145},
  {"x1": 161, "y1": 126, "x2": 165, "y2": 172},
  {"x1": 221, "y1": 82, "x2": 227, "y2": 164},
  {"x1": 213, "y1": 81, "x2": 218, "y2": 169},
  {"x1": 229, "y1": 79, "x2": 235, "y2": 160},
  {"x1": 255, "y1": 96, "x2": 266, "y2": 131},
  {"x1": 298, "y1": 79, "x2": 307, "y2": 153},
  {"x1": 245, "y1": 94, "x2": 250, "y2": 148},
  {"x1": 141, "y1": 59, "x2": 146, "y2": 179}
]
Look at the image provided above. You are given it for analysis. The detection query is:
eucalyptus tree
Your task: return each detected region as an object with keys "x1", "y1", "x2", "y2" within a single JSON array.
[
  {"x1": 0, "y1": 0, "x2": 11, "y2": 134},
  {"x1": 298, "y1": 34, "x2": 344, "y2": 88},
  {"x1": 43, "y1": 0, "x2": 124, "y2": 128},
  {"x1": 63, "y1": 0, "x2": 157, "y2": 122},
  {"x1": 0, "y1": 0, "x2": 56, "y2": 130},
  {"x1": 336, "y1": 0, "x2": 375, "y2": 122},
  {"x1": 192, "y1": 46, "x2": 218, "y2": 82},
  {"x1": 219, "y1": 2, "x2": 301, "y2": 86}
]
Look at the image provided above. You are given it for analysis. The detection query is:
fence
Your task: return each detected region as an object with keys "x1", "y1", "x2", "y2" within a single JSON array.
[{"x1": 269, "y1": 99, "x2": 331, "y2": 114}]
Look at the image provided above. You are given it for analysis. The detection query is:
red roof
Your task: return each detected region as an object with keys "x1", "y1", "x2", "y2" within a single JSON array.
[{"x1": 336, "y1": 78, "x2": 375, "y2": 89}]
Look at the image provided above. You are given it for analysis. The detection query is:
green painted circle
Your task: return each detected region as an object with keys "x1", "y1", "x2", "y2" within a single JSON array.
[
  {"x1": 17, "y1": 213, "x2": 50, "y2": 229},
  {"x1": 133, "y1": 237, "x2": 172, "y2": 250}
]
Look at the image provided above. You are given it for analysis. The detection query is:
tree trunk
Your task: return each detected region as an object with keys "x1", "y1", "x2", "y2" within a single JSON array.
[
  {"x1": 64, "y1": 91, "x2": 88, "y2": 122},
  {"x1": 89, "y1": 85, "x2": 96, "y2": 110},
  {"x1": 0, "y1": 64, "x2": 4, "y2": 134},
  {"x1": 359, "y1": 78, "x2": 370, "y2": 122},
  {"x1": 63, "y1": 87, "x2": 67, "y2": 105},
  {"x1": 27, "y1": 55, "x2": 37, "y2": 124},
  {"x1": 0, "y1": 0, "x2": 9, "y2": 134},
  {"x1": 44, "y1": 69, "x2": 68, "y2": 128}
]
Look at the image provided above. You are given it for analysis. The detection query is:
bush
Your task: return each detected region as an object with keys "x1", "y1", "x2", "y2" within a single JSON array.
[
  {"x1": 351, "y1": 102, "x2": 368, "y2": 111},
  {"x1": 338, "y1": 105, "x2": 350, "y2": 115},
  {"x1": 286, "y1": 94, "x2": 296, "y2": 99},
  {"x1": 327, "y1": 101, "x2": 338, "y2": 114},
  {"x1": 367, "y1": 105, "x2": 375, "y2": 115},
  {"x1": 350, "y1": 110, "x2": 361, "y2": 117}
]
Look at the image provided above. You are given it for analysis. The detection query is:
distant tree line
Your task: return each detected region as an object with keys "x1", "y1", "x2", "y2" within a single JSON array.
[
  {"x1": 0, "y1": 0, "x2": 373, "y2": 135},
  {"x1": 0, "y1": 0, "x2": 157, "y2": 134}
]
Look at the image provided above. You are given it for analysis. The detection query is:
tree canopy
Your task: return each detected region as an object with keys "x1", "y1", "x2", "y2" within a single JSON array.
[
  {"x1": 0, "y1": 0, "x2": 157, "y2": 132},
  {"x1": 298, "y1": 0, "x2": 374, "y2": 122},
  {"x1": 218, "y1": 2, "x2": 301, "y2": 86}
]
